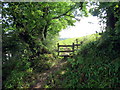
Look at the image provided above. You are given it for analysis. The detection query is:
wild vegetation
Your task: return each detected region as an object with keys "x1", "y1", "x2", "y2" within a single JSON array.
[{"x1": 2, "y1": 1, "x2": 120, "y2": 89}]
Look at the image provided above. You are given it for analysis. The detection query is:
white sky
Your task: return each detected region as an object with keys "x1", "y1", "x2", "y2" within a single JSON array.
[{"x1": 59, "y1": 15, "x2": 101, "y2": 38}]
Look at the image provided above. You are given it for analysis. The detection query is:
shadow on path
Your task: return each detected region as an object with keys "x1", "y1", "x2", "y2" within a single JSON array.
[{"x1": 31, "y1": 58, "x2": 67, "y2": 89}]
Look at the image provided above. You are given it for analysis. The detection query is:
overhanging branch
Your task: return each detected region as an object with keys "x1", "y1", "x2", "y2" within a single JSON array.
[{"x1": 52, "y1": 5, "x2": 76, "y2": 19}]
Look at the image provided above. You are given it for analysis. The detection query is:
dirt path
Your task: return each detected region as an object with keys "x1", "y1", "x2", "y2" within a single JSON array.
[{"x1": 31, "y1": 58, "x2": 67, "y2": 89}]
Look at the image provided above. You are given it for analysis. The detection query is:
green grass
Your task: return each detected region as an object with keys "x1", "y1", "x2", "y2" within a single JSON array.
[
  {"x1": 55, "y1": 33, "x2": 100, "y2": 56},
  {"x1": 58, "y1": 33, "x2": 100, "y2": 45}
]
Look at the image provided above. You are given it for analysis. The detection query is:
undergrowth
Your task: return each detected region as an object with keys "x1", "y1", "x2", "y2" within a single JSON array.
[
  {"x1": 45, "y1": 37, "x2": 120, "y2": 88},
  {"x1": 2, "y1": 53, "x2": 58, "y2": 89}
]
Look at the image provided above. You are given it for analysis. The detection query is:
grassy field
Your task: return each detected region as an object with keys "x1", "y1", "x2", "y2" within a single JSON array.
[
  {"x1": 57, "y1": 33, "x2": 100, "y2": 45},
  {"x1": 55, "y1": 33, "x2": 100, "y2": 56}
]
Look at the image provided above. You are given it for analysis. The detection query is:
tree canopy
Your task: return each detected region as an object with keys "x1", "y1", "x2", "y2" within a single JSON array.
[
  {"x1": 2, "y1": 2, "x2": 85, "y2": 59},
  {"x1": 2, "y1": 1, "x2": 120, "y2": 89}
]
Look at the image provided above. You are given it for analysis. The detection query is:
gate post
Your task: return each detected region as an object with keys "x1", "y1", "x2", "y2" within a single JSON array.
[
  {"x1": 57, "y1": 43, "x2": 59, "y2": 56},
  {"x1": 72, "y1": 43, "x2": 74, "y2": 54},
  {"x1": 76, "y1": 39, "x2": 78, "y2": 50}
]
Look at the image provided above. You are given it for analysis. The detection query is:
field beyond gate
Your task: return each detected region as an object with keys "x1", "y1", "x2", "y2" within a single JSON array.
[{"x1": 57, "y1": 40, "x2": 83, "y2": 57}]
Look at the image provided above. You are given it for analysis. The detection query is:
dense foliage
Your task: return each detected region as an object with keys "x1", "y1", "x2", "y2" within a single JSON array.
[
  {"x1": 2, "y1": 2, "x2": 85, "y2": 88},
  {"x1": 45, "y1": 2, "x2": 120, "y2": 88},
  {"x1": 52, "y1": 41, "x2": 120, "y2": 88},
  {"x1": 2, "y1": 1, "x2": 120, "y2": 89}
]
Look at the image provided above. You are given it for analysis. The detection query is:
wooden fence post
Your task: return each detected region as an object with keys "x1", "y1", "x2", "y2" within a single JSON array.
[
  {"x1": 57, "y1": 43, "x2": 59, "y2": 56},
  {"x1": 72, "y1": 43, "x2": 74, "y2": 53},
  {"x1": 76, "y1": 39, "x2": 78, "y2": 50}
]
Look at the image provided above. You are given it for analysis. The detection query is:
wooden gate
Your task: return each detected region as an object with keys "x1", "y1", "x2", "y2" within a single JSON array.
[{"x1": 57, "y1": 40, "x2": 83, "y2": 57}]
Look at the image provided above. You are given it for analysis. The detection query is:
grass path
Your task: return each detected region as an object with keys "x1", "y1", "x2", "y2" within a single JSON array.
[{"x1": 31, "y1": 58, "x2": 68, "y2": 89}]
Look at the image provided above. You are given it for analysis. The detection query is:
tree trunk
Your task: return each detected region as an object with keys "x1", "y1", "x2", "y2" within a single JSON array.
[
  {"x1": 43, "y1": 24, "x2": 48, "y2": 39},
  {"x1": 106, "y1": 9, "x2": 115, "y2": 30},
  {"x1": 106, "y1": 7, "x2": 118, "y2": 30}
]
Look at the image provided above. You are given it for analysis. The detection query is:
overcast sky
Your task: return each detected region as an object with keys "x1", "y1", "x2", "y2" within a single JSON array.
[{"x1": 59, "y1": 15, "x2": 101, "y2": 38}]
